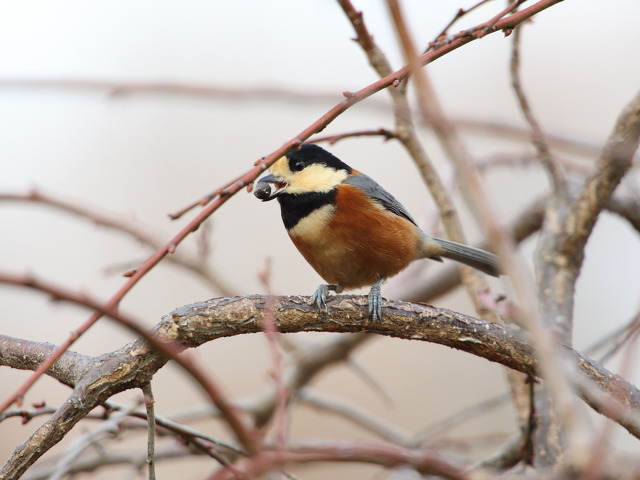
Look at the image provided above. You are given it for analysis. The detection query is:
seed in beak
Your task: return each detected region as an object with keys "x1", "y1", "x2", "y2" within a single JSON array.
[{"x1": 254, "y1": 181, "x2": 273, "y2": 200}]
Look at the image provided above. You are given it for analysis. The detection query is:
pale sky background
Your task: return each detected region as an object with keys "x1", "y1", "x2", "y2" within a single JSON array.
[{"x1": 1, "y1": 1, "x2": 639, "y2": 477}]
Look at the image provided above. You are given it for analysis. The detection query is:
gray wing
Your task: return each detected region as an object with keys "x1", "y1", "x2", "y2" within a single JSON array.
[{"x1": 343, "y1": 173, "x2": 417, "y2": 226}]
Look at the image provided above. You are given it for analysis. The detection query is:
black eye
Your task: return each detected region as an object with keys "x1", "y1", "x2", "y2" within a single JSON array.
[{"x1": 292, "y1": 161, "x2": 305, "y2": 172}]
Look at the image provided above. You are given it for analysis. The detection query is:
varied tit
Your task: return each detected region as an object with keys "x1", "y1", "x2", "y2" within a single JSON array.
[{"x1": 255, "y1": 144, "x2": 500, "y2": 322}]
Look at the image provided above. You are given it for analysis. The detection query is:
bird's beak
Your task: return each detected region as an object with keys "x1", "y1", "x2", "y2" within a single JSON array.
[{"x1": 254, "y1": 173, "x2": 287, "y2": 202}]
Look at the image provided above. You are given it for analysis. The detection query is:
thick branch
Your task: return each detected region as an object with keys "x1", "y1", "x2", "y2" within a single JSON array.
[
  {"x1": 167, "y1": 296, "x2": 640, "y2": 439},
  {"x1": 536, "y1": 90, "x2": 640, "y2": 351},
  {"x1": 1, "y1": 338, "x2": 163, "y2": 479},
  {"x1": 4, "y1": 295, "x2": 640, "y2": 478},
  {"x1": 168, "y1": 295, "x2": 536, "y2": 374},
  {"x1": 563, "y1": 89, "x2": 640, "y2": 260},
  {"x1": 0, "y1": 335, "x2": 90, "y2": 388}
]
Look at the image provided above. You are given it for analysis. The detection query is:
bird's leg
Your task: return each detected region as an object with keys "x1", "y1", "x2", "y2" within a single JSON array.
[
  {"x1": 368, "y1": 278, "x2": 385, "y2": 324},
  {"x1": 311, "y1": 284, "x2": 343, "y2": 310}
]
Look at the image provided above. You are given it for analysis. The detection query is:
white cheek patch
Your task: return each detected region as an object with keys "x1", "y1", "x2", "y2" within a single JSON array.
[
  {"x1": 286, "y1": 164, "x2": 349, "y2": 194},
  {"x1": 289, "y1": 204, "x2": 336, "y2": 239},
  {"x1": 269, "y1": 157, "x2": 291, "y2": 178}
]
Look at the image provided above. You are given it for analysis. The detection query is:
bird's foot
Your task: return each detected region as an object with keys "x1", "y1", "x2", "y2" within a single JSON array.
[
  {"x1": 311, "y1": 284, "x2": 342, "y2": 311},
  {"x1": 368, "y1": 278, "x2": 385, "y2": 324}
]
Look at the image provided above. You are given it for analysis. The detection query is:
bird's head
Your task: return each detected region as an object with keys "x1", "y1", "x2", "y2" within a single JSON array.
[{"x1": 254, "y1": 144, "x2": 352, "y2": 201}]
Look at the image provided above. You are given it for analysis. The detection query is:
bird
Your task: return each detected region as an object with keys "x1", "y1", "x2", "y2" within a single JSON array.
[{"x1": 254, "y1": 143, "x2": 500, "y2": 322}]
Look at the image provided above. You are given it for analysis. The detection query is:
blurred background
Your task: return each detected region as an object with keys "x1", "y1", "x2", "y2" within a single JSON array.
[{"x1": 1, "y1": 0, "x2": 639, "y2": 478}]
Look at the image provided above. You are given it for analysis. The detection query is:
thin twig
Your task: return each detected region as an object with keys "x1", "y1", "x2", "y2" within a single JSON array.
[
  {"x1": 427, "y1": 0, "x2": 495, "y2": 51},
  {"x1": 310, "y1": 127, "x2": 398, "y2": 145},
  {"x1": 253, "y1": 332, "x2": 372, "y2": 426},
  {"x1": 0, "y1": 405, "x2": 58, "y2": 423},
  {"x1": 510, "y1": 24, "x2": 566, "y2": 192},
  {"x1": 262, "y1": 297, "x2": 290, "y2": 450},
  {"x1": 346, "y1": 357, "x2": 394, "y2": 406},
  {"x1": 206, "y1": 440, "x2": 469, "y2": 480},
  {"x1": 591, "y1": 310, "x2": 640, "y2": 365},
  {"x1": 21, "y1": 445, "x2": 194, "y2": 480},
  {"x1": 49, "y1": 400, "x2": 141, "y2": 480},
  {"x1": 142, "y1": 383, "x2": 157, "y2": 480},
  {"x1": 428, "y1": 0, "x2": 528, "y2": 54},
  {"x1": 478, "y1": 0, "x2": 527, "y2": 34},
  {"x1": 104, "y1": 400, "x2": 246, "y2": 456},
  {"x1": 413, "y1": 394, "x2": 510, "y2": 445},
  {"x1": 297, "y1": 389, "x2": 409, "y2": 445},
  {"x1": 0, "y1": 189, "x2": 235, "y2": 295}
]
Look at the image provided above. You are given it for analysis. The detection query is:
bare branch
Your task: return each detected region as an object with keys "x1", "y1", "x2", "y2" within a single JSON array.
[
  {"x1": 427, "y1": 0, "x2": 495, "y2": 48},
  {"x1": 3, "y1": 292, "x2": 640, "y2": 477},
  {"x1": 22, "y1": 445, "x2": 193, "y2": 480},
  {"x1": 297, "y1": 389, "x2": 410, "y2": 445},
  {"x1": 0, "y1": 190, "x2": 235, "y2": 295},
  {"x1": 0, "y1": 334, "x2": 90, "y2": 388},
  {"x1": 164, "y1": 295, "x2": 640, "y2": 438},
  {"x1": 510, "y1": 25, "x2": 566, "y2": 192},
  {"x1": 310, "y1": 128, "x2": 398, "y2": 145},
  {"x1": 206, "y1": 439, "x2": 468, "y2": 480},
  {"x1": 0, "y1": 272, "x2": 258, "y2": 466},
  {"x1": 143, "y1": 383, "x2": 157, "y2": 480},
  {"x1": 565, "y1": 90, "x2": 640, "y2": 260}
]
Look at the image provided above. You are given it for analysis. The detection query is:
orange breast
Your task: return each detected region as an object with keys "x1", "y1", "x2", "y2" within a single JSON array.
[{"x1": 289, "y1": 184, "x2": 421, "y2": 289}]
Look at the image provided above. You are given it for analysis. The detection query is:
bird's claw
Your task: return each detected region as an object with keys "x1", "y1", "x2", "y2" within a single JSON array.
[
  {"x1": 311, "y1": 282, "x2": 384, "y2": 323},
  {"x1": 311, "y1": 284, "x2": 342, "y2": 311},
  {"x1": 368, "y1": 278, "x2": 384, "y2": 324},
  {"x1": 311, "y1": 284, "x2": 330, "y2": 310}
]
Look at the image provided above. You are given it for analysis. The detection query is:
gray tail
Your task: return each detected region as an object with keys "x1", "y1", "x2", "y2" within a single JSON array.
[{"x1": 431, "y1": 237, "x2": 501, "y2": 277}]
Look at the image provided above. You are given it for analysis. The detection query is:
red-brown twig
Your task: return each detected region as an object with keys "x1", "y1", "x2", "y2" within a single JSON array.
[
  {"x1": 261, "y1": 298, "x2": 289, "y2": 441},
  {"x1": 310, "y1": 127, "x2": 398, "y2": 145},
  {"x1": 478, "y1": 0, "x2": 527, "y2": 34},
  {"x1": 427, "y1": 0, "x2": 495, "y2": 51},
  {"x1": 207, "y1": 441, "x2": 468, "y2": 480}
]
